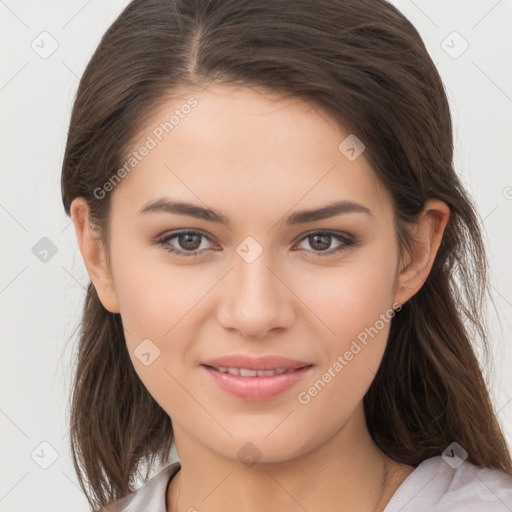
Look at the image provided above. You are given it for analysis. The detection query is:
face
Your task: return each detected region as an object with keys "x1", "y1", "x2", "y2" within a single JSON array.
[{"x1": 82, "y1": 84, "x2": 408, "y2": 463}]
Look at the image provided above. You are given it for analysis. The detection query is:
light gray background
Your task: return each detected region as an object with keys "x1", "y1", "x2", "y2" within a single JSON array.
[{"x1": 1, "y1": 1, "x2": 511, "y2": 510}]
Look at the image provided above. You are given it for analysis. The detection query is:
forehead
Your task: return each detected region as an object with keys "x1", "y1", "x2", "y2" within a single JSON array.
[{"x1": 111, "y1": 84, "x2": 392, "y2": 224}]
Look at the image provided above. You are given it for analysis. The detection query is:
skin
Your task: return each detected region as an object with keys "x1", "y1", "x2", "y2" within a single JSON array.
[{"x1": 71, "y1": 84, "x2": 450, "y2": 512}]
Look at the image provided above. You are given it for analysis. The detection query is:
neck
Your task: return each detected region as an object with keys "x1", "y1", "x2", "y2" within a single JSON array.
[{"x1": 167, "y1": 405, "x2": 414, "y2": 512}]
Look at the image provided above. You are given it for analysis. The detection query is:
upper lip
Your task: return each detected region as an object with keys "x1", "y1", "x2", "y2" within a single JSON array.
[{"x1": 201, "y1": 355, "x2": 312, "y2": 371}]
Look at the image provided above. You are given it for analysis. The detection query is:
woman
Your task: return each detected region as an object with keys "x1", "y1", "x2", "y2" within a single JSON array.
[{"x1": 61, "y1": 0, "x2": 512, "y2": 510}]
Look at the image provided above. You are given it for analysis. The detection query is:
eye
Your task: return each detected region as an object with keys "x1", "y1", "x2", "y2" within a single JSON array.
[
  {"x1": 153, "y1": 230, "x2": 356, "y2": 258},
  {"x1": 155, "y1": 230, "x2": 217, "y2": 257},
  {"x1": 293, "y1": 231, "x2": 356, "y2": 256}
]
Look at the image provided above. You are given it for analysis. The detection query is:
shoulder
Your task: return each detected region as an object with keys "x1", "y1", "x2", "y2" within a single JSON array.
[
  {"x1": 103, "y1": 461, "x2": 181, "y2": 512},
  {"x1": 385, "y1": 455, "x2": 512, "y2": 512}
]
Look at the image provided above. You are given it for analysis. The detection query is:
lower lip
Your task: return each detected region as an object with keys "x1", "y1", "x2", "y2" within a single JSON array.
[{"x1": 201, "y1": 365, "x2": 313, "y2": 401}]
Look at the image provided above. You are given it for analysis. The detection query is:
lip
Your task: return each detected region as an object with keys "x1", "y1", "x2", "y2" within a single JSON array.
[{"x1": 201, "y1": 355, "x2": 313, "y2": 401}]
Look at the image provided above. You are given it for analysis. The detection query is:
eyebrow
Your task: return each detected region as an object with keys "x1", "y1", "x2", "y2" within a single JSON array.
[{"x1": 138, "y1": 198, "x2": 373, "y2": 226}]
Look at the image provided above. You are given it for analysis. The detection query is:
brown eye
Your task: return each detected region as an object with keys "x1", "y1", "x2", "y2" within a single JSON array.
[
  {"x1": 295, "y1": 231, "x2": 355, "y2": 256},
  {"x1": 156, "y1": 230, "x2": 215, "y2": 257}
]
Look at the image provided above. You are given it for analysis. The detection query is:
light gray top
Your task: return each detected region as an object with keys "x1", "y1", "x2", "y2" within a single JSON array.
[{"x1": 104, "y1": 456, "x2": 512, "y2": 511}]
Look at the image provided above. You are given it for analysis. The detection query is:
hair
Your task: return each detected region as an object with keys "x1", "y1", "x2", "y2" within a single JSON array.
[{"x1": 60, "y1": 0, "x2": 512, "y2": 510}]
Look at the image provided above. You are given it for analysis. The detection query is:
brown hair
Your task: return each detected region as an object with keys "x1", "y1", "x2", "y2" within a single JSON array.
[{"x1": 60, "y1": 0, "x2": 512, "y2": 509}]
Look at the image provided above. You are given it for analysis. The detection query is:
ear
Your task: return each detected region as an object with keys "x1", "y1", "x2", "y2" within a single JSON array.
[
  {"x1": 393, "y1": 199, "x2": 450, "y2": 307},
  {"x1": 70, "y1": 197, "x2": 120, "y2": 313}
]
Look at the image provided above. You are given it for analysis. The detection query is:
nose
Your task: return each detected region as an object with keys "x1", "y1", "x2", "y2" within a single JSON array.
[{"x1": 216, "y1": 249, "x2": 296, "y2": 339}]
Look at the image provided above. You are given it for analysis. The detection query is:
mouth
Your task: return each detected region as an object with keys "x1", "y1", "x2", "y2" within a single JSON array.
[{"x1": 200, "y1": 360, "x2": 314, "y2": 401}]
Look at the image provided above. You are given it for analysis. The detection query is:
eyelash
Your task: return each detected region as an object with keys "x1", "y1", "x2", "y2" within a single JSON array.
[{"x1": 153, "y1": 229, "x2": 356, "y2": 258}]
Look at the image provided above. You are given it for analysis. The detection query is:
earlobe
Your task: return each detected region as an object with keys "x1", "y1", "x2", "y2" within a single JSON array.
[
  {"x1": 70, "y1": 198, "x2": 120, "y2": 313},
  {"x1": 393, "y1": 199, "x2": 450, "y2": 306}
]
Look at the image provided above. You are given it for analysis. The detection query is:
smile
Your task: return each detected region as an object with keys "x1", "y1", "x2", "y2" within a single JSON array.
[{"x1": 201, "y1": 363, "x2": 313, "y2": 400}]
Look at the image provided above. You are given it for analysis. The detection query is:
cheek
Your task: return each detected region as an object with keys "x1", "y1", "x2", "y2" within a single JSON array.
[
  {"x1": 289, "y1": 249, "x2": 398, "y2": 408},
  {"x1": 293, "y1": 263, "x2": 396, "y2": 425},
  {"x1": 110, "y1": 243, "x2": 216, "y2": 402},
  {"x1": 112, "y1": 239, "x2": 205, "y2": 341},
  {"x1": 112, "y1": 257, "x2": 198, "y2": 413},
  {"x1": 293, "y1": 252, "x2": 398, "y2": 344}
]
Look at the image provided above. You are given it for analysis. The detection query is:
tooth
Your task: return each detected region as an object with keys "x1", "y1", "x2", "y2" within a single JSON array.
[
  {"x1": 216, "y1": 367, "x2": 228, "y2": 373},
  {"x1": 239, "y1": 368, "x2": 258, "y2": 377},
  {"x1": 274, "y1": 368, "x2": 288, "y2": 375},
  {"x1": 227, "y1": 367, "x2": 240, "y2": 375},
  {"x1": 257, "y1": 370, "x2": 276, "y2": 376}
]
